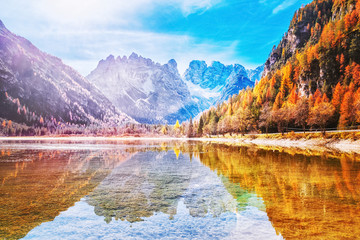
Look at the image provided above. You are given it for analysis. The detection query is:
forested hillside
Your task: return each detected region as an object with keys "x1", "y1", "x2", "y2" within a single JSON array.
[
  {"x1": 0, "y1": 20, "x2": 134, "y2": 136},
  {"x1": 196, "y1": 0, "x2": 360, "y2": 135}
]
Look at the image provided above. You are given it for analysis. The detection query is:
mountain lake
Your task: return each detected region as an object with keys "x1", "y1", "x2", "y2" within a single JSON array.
[{"x1": 0, "y1": 139, "x2": 359, "y2": 239}]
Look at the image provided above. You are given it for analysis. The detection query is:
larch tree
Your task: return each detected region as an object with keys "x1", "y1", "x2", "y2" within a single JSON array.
[
  {"x1": 259, "y1": 103, "x2": 272, "y2": 134},
  {"x1": 339, "y1": 88, "x2": 354, "y2": 128},
  {"x1": 174, "y1": 120, "x2": 180, "y2": 130},
  {"x1": 307, "y1": 102, "x2": 335, "y2": 134},
  {"x1": 235, "y1": 107, "x2": 252, "y2": 136},
  {"x1": 187, "y1": 116, "x2": 193, "y2": 138},
  {"x1": 332, "y1": 82, "x2": 343, "y2": 112},
  {"x1": 294, "y1": 97, "x2": 309, "y2": 133},
  {"x1": 271, "y1": 107, "x2": 288, "y2": 135},
  {"x1": 198, "y1": 116, "x2": 204, "y2": 136}
]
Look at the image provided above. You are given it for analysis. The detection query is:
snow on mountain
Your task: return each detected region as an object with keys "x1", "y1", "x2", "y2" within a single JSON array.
[
  {"x1": 183, "y1": 60, "x2": 262, "y2": 111},
  {"x1": 87, "y1": 54, "x2": 262, "y2": 124},
  {"x1": 87, "y1": 53, "x2": 199, "y2": 124},
  {"x1": 0, "y1": 20, "x2": 134, "y2": 126},
  {"x1": 246, "y1": 65, "x2": 265, "y2": 83}
]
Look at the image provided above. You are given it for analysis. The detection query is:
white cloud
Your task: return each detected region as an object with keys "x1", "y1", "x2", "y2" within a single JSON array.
[
  {"x1": 272, "y1": 0, "x2": 297, "y2": 14},
  {"x1": 0, "y1": 0, "x2": 248, "y2": 76},
  {"x1": 179, "y1": 0, "x2": 222, "y2": 16},
  {"x1": 36, "y1": 29, "x2": 239, "y2": 75},
  {"x1": 0, "y1": 0, "x2": 222, "y2": 30}
]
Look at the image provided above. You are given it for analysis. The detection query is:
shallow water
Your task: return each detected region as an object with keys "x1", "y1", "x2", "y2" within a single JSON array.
[{"x1": 0, "y1": 140, "x2": 359, "y2": 239}]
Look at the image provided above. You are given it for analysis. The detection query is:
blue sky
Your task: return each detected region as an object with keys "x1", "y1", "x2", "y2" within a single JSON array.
[{"x1": 0, "y1": 0, "x2": 312, "y2": 75}]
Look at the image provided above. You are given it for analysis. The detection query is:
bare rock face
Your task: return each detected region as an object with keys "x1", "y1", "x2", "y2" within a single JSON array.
[
  {"x1": 0, "y1": 20, "x2": 134, "y2": 126},
  {"x1": 183, "y1": 61, "x2": 260, "y2": 109},
  {"x1": 87, "y1": 53, "x2": 199, "y2": 124},
  {"x1": 88, "y1": 55, "x2": 261, "y2": 124}
]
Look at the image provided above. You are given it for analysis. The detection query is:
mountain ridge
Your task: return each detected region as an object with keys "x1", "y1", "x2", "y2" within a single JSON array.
[
  {"x1": 0, "y1": 20, "x2": 135, "y2": 129},
  {"x1": 87, "y1": 54, "x2": 262, "y2": 124},
  {"x1": 87, "y1": 53, "x2": 200, "y2": 124},
  {"x1": 195, "y1": 0, "x2": 360, "y2": 135}
]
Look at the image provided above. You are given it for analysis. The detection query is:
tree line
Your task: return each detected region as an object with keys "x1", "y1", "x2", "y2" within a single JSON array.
[{"x1": 183, "y1": 0, "x2": 360, "y2": 137}]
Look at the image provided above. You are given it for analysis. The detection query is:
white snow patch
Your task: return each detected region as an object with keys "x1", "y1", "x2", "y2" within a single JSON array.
[{"x1": 184, "y1": 79, "x2": 221, "y2": 99}]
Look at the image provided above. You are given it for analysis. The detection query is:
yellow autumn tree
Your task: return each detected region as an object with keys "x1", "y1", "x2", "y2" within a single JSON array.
[
  {"x1": 161, "y1": 126, "x2": 167, "y2": 135},
  {"x1": 174, "y1": 120, "x2": 180, "y2": 130}
]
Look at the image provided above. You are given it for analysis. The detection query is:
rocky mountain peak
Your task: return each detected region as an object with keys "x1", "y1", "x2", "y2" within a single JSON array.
[
  {"x1": 0, "y1": 21, "x2": 134, "y2": 126},
  {"x1": 106, "y1": 54, "x2": 115, "y2": 62},
  {"x1": 190, "y1": 60, "x2": 207, "y2": 68},
  {"x1": 167, "y1": 59, "x2": 177, "y2": 69},
  {"x1": 183, "y1": 59, "x2": 261, "y2": 110},
  {"x1": 129, "y1": 52, "x2": 139, "y2": 60},
  {"x1": 0, "y1": 20, "x2": 5, "y2": 29},
  {"x1": 210, "y1": 61, "x2": 225, "y2": 69},
  {"x1": 87, "y1": 53, "x2": 199, "y2": 124}
]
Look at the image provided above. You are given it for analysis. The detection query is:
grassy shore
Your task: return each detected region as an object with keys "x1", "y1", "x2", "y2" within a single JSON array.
[{"x1": 200, "y1": 131, "x2": 360, "y2": 153}]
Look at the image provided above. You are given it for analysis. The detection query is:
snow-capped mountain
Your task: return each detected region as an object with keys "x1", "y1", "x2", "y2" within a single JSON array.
[
  {"x1": 0, "y1": 20, "x2": 134, "y2": 126},
  {"x1": 183, "y1": 60, "x2": 261, "y2": 110},
  {"x1": 87, "y1": 53, "x2": 199, "y2": 124},
  {"x1": 87, "y1": 54, "x2": 262, "y2": 124},
  {"x1": 247, "y1": 65, "x2": 265, "y2": 83}
]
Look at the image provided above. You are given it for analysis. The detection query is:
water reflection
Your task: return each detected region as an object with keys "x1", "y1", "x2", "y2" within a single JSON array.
[
  {"x1": 0, "y1": 140, "x2": 359, "y2": 239},
  {"x1": 87, "y1": 150, "x2": 238, "y2": 223},
  {"x1": 189, "y1": 143, "x2": 360, "y2": 240},
  {"x1": 0, "y1": 144, "x2": 131, "y2": 239}
]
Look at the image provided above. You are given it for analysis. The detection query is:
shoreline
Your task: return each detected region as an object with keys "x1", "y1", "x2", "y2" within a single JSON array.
[{"x1": 0, "y1": 135, "x2": 360, "y2": 153}]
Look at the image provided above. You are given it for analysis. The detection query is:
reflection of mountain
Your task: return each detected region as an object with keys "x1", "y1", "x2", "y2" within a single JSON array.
[
  {"x1": 2, "y1": 141, "x2": 359, "y2": 239},
  {"x1": 86, "y1": 149, "x2": 237, "y2": 222},
  {"x1": 192, "y1": 143, "x2": 360, "y2": 240},
  {"x1": 0, "y1": 147, "x2": 130, "y2": 239}
]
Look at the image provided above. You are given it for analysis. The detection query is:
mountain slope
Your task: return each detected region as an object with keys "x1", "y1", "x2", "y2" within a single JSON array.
[
  {"x1": 0, "y1": 20, "x2": 134, "y2": 127},
  {"x1": 87, "y1": 54, "x2": 199, "y2": 124},
  {"x1": 196, "y1": 0, "x2": 360, "y2": 135},
  {"x1": 87, "y1": 55, "x2": 261, "y2": 124},
  {"x1": 246, "y1": 65, "x2": 264, "y2": 82},
  {"x1": 183, "y1": 60, "x2": 258, "y2": 109}
]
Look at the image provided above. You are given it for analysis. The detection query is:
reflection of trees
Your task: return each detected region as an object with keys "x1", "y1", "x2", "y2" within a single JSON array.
[
  {"x1": 192, "y1": 143, "x2": 360, "y2": 240},
  {"x1": 0, "y1": 148, "x2": 130, "y2": 239},
  {"x1": 2, "y1": 140, "x2": 359, "y2": 239}
]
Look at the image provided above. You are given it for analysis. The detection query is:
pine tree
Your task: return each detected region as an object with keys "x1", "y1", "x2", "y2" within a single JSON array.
[
  {"x1": 187, "y1": 117, "x2": 193, "y2": 138},
  {"x1": 228, "y1": 97, "x2": 233, "y2": 115},
  {"x1": 174, "y1": 120, "x2": 180, "y2": 130},
  {"x1": 332, "y1": 82, "x2": 343, "y2": 112},
  {"x1": 198, "y1": 116, "x2": 204, "y2": 136},
  {"x1": 339, "y1": 89, "x2": 354, "y2": 128},
  {"x1": 288, "y1": 87, "x2": 298, "y2": 105}
]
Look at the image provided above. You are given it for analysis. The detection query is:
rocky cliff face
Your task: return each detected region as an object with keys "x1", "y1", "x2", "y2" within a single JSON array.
[
  {"x1": 87, "y1": 53, "x2": 199, "y2": 124},
  {"x1": 183, "y1": 60, "x2": 259, "y2": 110},
  {"x1": 0, "y1": 20, "x2": 134, "y2": 126},
  {"x1": 246, "y1": 65, "x2": 264, "y2": 82},
  {"x1": 263, "y1": 0, "x2": 333, "y2": 77},
  {"x1": 88, "y1": 56, "x2": 261, "y2": 124}
]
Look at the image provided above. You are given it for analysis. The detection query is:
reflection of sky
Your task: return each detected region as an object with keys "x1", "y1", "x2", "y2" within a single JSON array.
[
  {"x1": 23, "y1": 150, "x2": 282, "y2": 239},
  {"x1": 24, "y1": 199, "x2": 282, "y2": 240}
]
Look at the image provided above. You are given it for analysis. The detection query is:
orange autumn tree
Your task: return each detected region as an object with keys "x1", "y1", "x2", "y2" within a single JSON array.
[
  {"x1": 194, "y1": 0, "x2": 360, "y2": 135},
  {"x1": 339, "y1": 85, "x2": 355, "y2": 128},
  {"x1": 307, "y1": 101, "x2": 335, "y2": 134}
]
